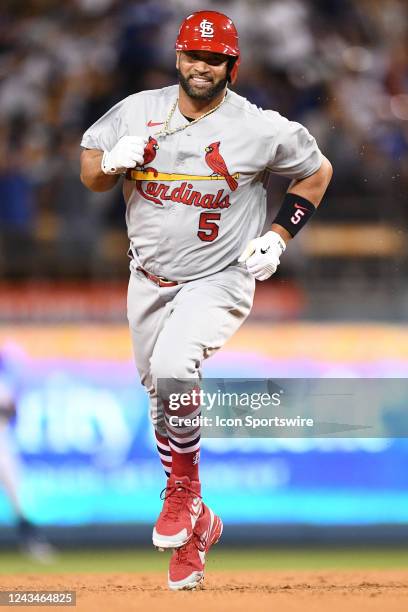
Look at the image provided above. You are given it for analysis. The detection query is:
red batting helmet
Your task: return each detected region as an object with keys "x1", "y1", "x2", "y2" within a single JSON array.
[{"x1": 175, "y1": 11, "x2": 240, "y2": 84}]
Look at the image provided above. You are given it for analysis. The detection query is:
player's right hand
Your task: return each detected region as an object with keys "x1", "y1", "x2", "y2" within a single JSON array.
[{"x1": 101, "y1": 136, "x2": 147, "y2": 175}]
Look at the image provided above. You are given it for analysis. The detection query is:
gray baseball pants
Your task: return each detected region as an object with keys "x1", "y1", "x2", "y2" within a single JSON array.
[{"x1": 127, "y1": 263, "x2": 255, "y2": 436}]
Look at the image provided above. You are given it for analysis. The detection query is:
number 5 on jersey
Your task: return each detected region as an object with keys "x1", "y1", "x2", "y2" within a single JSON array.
[{"x1": 197, "y1": 212, "x2": 221, "y2": 242}]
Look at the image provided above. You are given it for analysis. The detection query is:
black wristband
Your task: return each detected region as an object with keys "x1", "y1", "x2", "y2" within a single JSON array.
[{"x1": 272, "y1": 193, "x2": 316, "y2": 237}]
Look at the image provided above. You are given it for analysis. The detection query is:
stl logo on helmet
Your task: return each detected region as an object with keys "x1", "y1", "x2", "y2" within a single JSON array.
[{"x1": 199, "y1": 19, "x2": 214, "y2": 38}]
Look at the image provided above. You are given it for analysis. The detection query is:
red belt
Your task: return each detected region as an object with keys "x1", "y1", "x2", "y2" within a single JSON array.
[{"x1": 137, "y1": 267, "x2": 179, "y2": 288}]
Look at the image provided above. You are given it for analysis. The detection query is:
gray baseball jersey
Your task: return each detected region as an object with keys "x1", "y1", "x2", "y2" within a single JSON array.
[{"x1": 81, "y1": 84, "x2": 322, "y2": 282}]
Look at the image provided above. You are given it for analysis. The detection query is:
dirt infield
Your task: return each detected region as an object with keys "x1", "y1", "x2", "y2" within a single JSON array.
[{"x1": 3, "y1": 570, "x2": 408, "y2": 612}]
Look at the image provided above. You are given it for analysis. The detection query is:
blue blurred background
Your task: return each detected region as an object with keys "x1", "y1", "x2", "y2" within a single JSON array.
[
  {"x1": 0, "y1": 0, "x2": 407, "y2": 544},
  {"x1": 1, "y1": 321, "x2": 408, "y2": 536}
]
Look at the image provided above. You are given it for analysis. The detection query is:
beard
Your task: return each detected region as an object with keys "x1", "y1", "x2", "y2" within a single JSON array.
[{"x1": 177, "y1": 69, "x2": 228, "y2": 101}]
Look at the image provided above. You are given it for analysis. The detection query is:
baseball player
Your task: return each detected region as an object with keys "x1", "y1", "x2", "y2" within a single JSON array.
[
  {"x1": 80, "y1": 11, "x2": 332, "y2": 590},
  {"x1": 0, "y1": 367, "x2": 55, "y2": 562}
]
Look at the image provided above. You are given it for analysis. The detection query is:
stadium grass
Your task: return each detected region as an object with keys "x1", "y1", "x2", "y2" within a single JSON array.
[{"x1": 0, "y1": 548, "x2": 407, "y2": 574}]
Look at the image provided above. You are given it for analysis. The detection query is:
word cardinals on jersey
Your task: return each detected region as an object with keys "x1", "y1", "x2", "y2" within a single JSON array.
[
  {"x1": 130, "y1": 138, "x2": 238, "y2": 208},
  {"x1": 135, "y1": 181, "x2": 231, "y2": 209}
]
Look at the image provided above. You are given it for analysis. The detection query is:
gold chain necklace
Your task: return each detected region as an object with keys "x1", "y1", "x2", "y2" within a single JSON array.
[{"x1": 155, "y1": 94, "x2": 227, "y2": 138}]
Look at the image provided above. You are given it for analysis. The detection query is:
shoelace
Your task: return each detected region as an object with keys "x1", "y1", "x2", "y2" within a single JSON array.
[
  {"x1": 175, "y1": 533, "x2": 206, "y2": 567},
  {"x1": 159, "y1": 482, "x2": 202, "y2": 521}
]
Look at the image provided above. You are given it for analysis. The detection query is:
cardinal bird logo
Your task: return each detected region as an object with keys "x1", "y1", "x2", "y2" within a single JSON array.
[
  {"x1": 205, "y1": 141, "x2": 238, "y2": 191},
  {"x1": 141, "y1": 136, "x2": 159, "y2": 175}
]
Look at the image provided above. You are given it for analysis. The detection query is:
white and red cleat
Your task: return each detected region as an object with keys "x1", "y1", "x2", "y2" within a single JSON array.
[
  {"x1": 168, "y1": 503, "x2": 223, "y2": 591},
  {"x1": 152, "y1": 475, "x2": 202, "y2": 550}
]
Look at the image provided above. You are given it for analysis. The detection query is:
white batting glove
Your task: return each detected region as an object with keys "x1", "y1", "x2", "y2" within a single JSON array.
[
  {"x1": 101, "y1": 136, "x2": 147, "y2": 175},
  {"x1": 238, "y1": 231, "x2": 286, "y2": 281}
]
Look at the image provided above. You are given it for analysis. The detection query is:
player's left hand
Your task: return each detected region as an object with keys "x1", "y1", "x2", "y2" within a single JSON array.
[{"x1": 238, "y1": 231, "x2": 286, "y2": 281}]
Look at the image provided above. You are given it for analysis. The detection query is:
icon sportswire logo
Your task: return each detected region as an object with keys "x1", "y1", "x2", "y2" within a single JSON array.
[{"x1": 199, "y1": 19, "x2": 214, "y2": 38}]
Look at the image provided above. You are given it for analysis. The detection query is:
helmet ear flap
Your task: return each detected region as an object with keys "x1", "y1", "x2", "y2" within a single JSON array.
[{"x1": 228, "y1": 57, "x2": 239, "y2": 85}]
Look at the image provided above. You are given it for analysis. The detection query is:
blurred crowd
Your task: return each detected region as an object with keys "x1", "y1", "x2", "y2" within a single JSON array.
[{"x1": 0, "y1": 0, "x2": 407, "y2": 278}]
